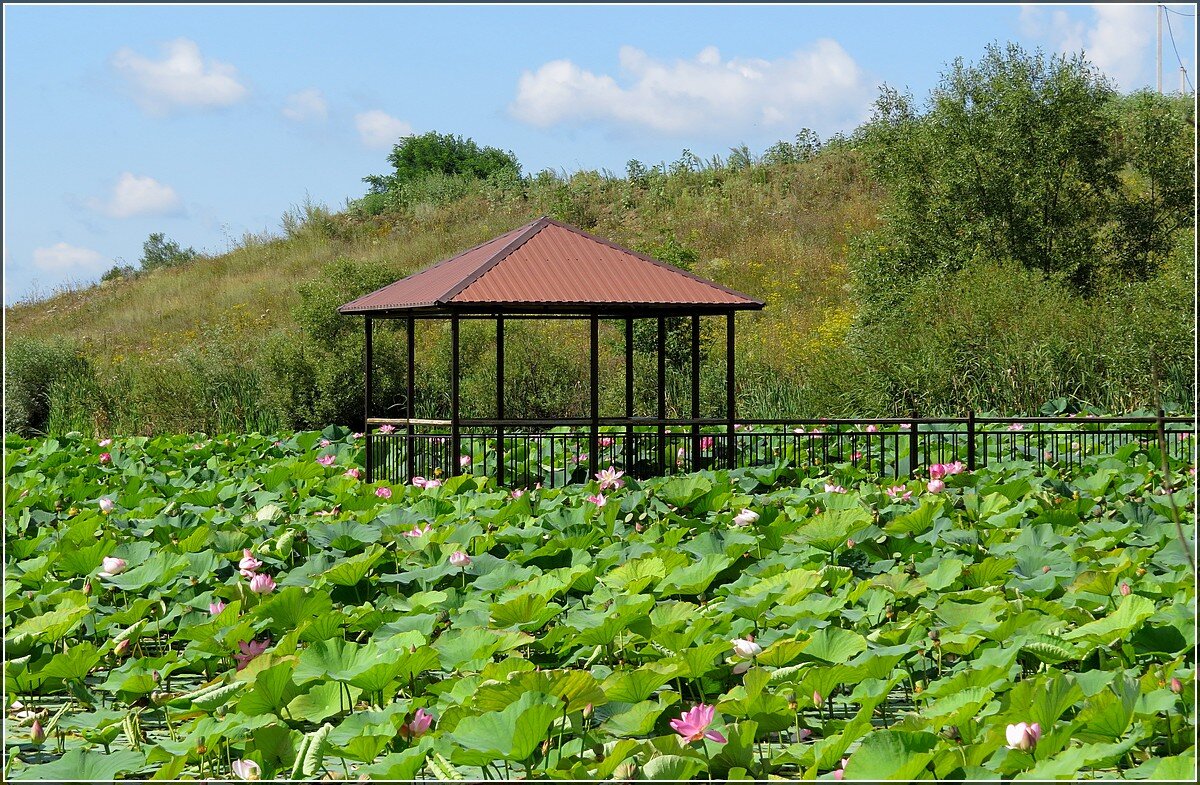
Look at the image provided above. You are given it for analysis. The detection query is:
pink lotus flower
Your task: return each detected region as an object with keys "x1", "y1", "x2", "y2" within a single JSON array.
[
  {"x1": 403, "y1": 523, "x2": 432, "y2": 538},
  {"x1": 1008, "y1": 423, "x2": 1025, "y2": 431},
  {"x1": 424, "y1": 479, "x2": 441, "y2": 489},
  {"x1": 319, "y1": 439, "x2": 331, "y2": 447},
  {"x1": 99, "y1": 497, "x2": 115, "y2": 513},
  {"x1": 273, "y1": 440, "x2": 284, "y2": 448},
  {"x1": 376, "y1": 486, "x2": 393, "y2": 499},
  {"x1": 449, "y1": 551, "x2": 471, "y2": 568},
  {"x1": 412, "y1": 476, "x2": 428, "y2": 488},
  {"x1": 239, "y1": 549, "x2": 262, "y2": 575},
  {"x1": 511, "y1": 488, "x2": 526, "y2": 499},
  {"x1": 596, "y1": 466, "x2": 625, "y2": 490},
  {"x1": 866, "y1": 424, "x2": 878, "y2": 433},
  {"x1": 248, "y1": 573, "x2": 276, "y2": 594},
  {"x1": 1005, "y1": 722, "x2": 1042, "y2": 751},
  {"x1": 401, "y1": 708, "x2": 434, "y2": 739},
  {"x1": 900, "y1": 423, "x2": 912, "y2": 430},
  {"x1": 99, "y1": 452, "x2": 112, "y2": 464},
  {"x1": 793, "y1": 428, "x2": 805, "y2": 435},
  {"x1": 824, "y1": 483, "x2": 846, "y2": 494},
  {"x1": 927, "y1": 479, "x2": 946, "y2": 493},
  {"x1": 209, "y1": 600, "x2": 227, "y2": 616},
  {"x1": 352, "y1": 432, "x2": 363, "y2": 439},
  {"x1": 316, "y1": 454, "x2": 336, "y2": 466},
  {"x1": 598, "y1": 437, "x2": 614, "y2": 447},
  {"x1": 886, "y1": 485, "x2": 913, "y2": 502},
  {"x1": 733, "y1": 509, "x2": 759, "y2": 526},
  {"x1": 944, "y1": 461, "x2": 966, "y2": 476},
  {"x1": 460, "y1": 455, "x2": 472, "y2": 468},
  {"x1": 235, "y1": 638, "x2": 271, "y2": 671},
  {"x1": 231, "y1": 759, "x2": 261, "y2": 780},
  {"x1": 851, "y1": 451, "x2": 862, "y2": 460},
  {"x1": 343, "y1": 468, "x2": 361, "y2": 479},
  {"x1": 669, "y1": 704, "x2": 727, "y2": 744},
  {"x1": 700, "y1": 436, "x2": 714, "y2": 450},
  {"x1": 379, "y1": 424, "x2": 396, "y2": 434},
  {"x1": 575, "y1": 453, "x2": 590, "y2": 464},
  {"x1": 586, "y1": 493, "x2": 607, "y2": 508},
  {"x1": 99, "y1": 557, "x2": 127, "y2": 577},
  {"x1": 833, "y1": 757, "x2": 848, "y2": 780},
  {"x1": 929, "y1": 463, "x2": 947, "y2": 480}
]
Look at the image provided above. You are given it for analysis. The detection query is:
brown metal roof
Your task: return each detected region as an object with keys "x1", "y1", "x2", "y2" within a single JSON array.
[{"x1": 338, "y1": 217, "x2": 765, "y2": 315}]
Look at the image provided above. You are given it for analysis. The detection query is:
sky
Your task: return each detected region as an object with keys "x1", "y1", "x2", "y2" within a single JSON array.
[{"x1": 3, "y1": 2, "x2": 1196, "y2": 304}]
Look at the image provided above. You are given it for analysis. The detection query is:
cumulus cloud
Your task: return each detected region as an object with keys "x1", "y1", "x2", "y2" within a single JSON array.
[
  {"x1": 355, "y1": 110, "x2": 412, "y2": 149},
  {"x1": 88, "y1": 173, "x2": 182, "y2": 219},
  {"x1": 112, "y1": 38, "x2": 249, "y2": 114},
  {"x1": 510, "y1": 41, "x2": 871, "y2": 137},
  {"x1": 33, "y1": 243, "x2": 107, "y2": 273},
  {"x1": 1020, "y1": 4, "x2": 1153, "y2": 89},
  {"x1": 282, "y1": 88, "x2": 328, "y2": 122}
]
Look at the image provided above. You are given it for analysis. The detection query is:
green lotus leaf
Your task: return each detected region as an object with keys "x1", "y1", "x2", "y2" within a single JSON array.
[{"x1": 449, "y1": 690, "x2": 562, "y2": 763}]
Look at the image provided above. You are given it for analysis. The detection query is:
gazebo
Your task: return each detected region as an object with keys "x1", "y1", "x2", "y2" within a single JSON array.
[{"x1": 339, "y1": 216, "x2": 764, "y2": 486}]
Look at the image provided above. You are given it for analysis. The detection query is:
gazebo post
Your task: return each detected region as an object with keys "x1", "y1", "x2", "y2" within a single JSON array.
[
  {"x1": 364, "y1": 316, "x2": 373, "y2": 483},
  {"x1": 496, "y1": 316, "x2": 505, "y2": 486},
  {"x1": 625, "y1": 317, "x2": 634, "y2": 472},
  {"x1": 691, "y1": 315, "x2": 701, "y2": 470},
  {"x1": 450, "y1": 314, "x2": 460, "y2": 476},
  {"x1": 589, "y1": 314, "x2": 599, "y2": 480},
  {"x1": 406, "y1": 316, "x2": 415, "y2": 482},
  {"x1": 657, "y1": 316, "x2": 667, "y2": 474},
  {"x1": 726, "y1": 311, "x2": 736, "y2": 470}
]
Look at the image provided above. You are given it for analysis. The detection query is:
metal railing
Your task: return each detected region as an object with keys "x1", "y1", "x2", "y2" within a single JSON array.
[{"x1": 365, "y1": 413, "x2": 1196, "y2": 488}]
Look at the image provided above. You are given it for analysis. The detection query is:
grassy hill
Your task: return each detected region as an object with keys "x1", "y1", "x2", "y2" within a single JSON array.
[{"x1": 6, "y1": 49, "x2": 1195, "y2": 436}]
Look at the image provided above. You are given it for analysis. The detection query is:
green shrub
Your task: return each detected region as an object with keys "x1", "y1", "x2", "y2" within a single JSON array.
[{"x1": 3, "y1": 338, "x2": 94, "y2": 435}]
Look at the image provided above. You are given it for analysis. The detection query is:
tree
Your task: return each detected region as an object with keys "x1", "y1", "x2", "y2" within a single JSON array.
[
  {"x1": 139, "y1": 233, "x2": 198, "y2": 272},
  {"x1": 857, "y1": 43, "x2": 1119, "y2": 293},
  {"x1": 363, "y1": 131, "x2": 520, "y2": 194}
]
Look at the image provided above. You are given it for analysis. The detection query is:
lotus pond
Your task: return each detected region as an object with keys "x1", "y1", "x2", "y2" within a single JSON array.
[{"x1": 3, "y1": 428, "x2": 1196, "y2": 780}]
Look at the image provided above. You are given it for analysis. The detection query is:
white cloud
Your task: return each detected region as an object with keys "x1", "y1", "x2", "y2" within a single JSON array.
[
  {"x1": 112, "y1": 38, "x2": 249, "y2": 114},
  {"x1": 355, "y1": 110, "x2": 412, "y2": 149},
  {"x1": 509, "y1": 41, "x2": 871, "y2": 137},
  {"x1": 282, "y1": 88, "x2": 328, "y2": 122},
  {"x1": 88, "y1": 173, "x2": 182, "y2": 218},
  {"x1": 1020, "y1": 4, "x2": 1152, "y2": 89},
  {"x1": 33, "y1": 243, "x2": 107, "y2": 273}
]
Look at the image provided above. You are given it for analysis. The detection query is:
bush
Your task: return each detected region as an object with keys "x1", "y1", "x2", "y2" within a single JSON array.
[{"x1": 4, "y1": 338, "x2": 94, "y2": 435}]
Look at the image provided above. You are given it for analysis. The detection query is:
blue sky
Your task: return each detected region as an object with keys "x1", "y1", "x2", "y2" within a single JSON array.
[{"x1": 4, "y1": 3, "x2": 1195, "y2": 304}]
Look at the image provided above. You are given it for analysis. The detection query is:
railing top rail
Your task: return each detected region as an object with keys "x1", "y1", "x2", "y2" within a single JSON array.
[{"x1": 368, "y1": 415, "x2": 1194, "y2": 429}]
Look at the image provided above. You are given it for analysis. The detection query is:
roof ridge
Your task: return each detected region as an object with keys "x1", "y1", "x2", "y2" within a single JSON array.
[
  {"x1": 435, "y1": 216, "x2": 549, "y2": 304},
  {"x1": 533, "y1": 217, "x2": 764, "y2": 306}
]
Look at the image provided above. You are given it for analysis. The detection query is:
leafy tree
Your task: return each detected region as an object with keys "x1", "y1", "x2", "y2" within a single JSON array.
[
  {"x1": 139, "y1": 233, "x2": 198, "y2": 273},
  {"x1": 363, "y1": 131, "x2": 520, "y2": 194},
  {"x1": 856, "y1": 43, "x2": 1119, "y2": 294}
]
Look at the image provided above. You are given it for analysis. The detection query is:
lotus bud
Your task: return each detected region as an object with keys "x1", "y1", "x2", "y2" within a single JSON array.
[
  {"x1": 30, "y1": 718, "x2": 45, "y2": 744},
  {"x1": 541, "y1": 739, "x2": 552, "y2": 756},
  {"x1": 583, "y1": 703, "x2": 594, "y2": 719},
  {"x1": 846, "y1": 538, "x2": 856, "y2": 548},
  {"x1": 1042, "y1": 565, "x2": 1051, "y2": 573},
  {"x1": 942, "y1": 725, "x2": 960, "y2": 741},
  {"x1": 914, "y1": 680, "x2": 925, "y2": 694},
  {"x1": 113, "y1": 638, "x2": 131, "y2": 657},
  {"x1": 196, "y1": 743, "x2": 207, "y2": 755},
  {"x1": 1120, "y1": 582, "x2": 1131, "y2": 596},
  {"x1": 812, "y1": 690, "x2": 823, "y2": 708},
  {"x1": 1171, "y1": 677, "x2": 1183, "y2": 694},
  {"x1": 82, "y1": 580, "x2": 93, "y2": 595}
]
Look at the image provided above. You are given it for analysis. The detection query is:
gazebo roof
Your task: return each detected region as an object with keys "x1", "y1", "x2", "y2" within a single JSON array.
[{"x1": 338, "y1": 216, "x2": 765, "y2": 315}]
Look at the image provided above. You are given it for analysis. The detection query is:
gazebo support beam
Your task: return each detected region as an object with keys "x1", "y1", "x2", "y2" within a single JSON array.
[
  {"x1": 625, "y1": 318, "x2": 635, "y2": 472},
  {"x1": 364, "y1": 316, "x2": 373, "y2": 483},
  {"x1": 726, "y1": 312, "x2": 736, "y2": 470},
  {"x1": 691, "y1": 315, "x2": 701, "y2": 470},
  {"x1": 451, "y1": 314, "x2": 461, "y2": 476},
  {"x1": 406, "y1": 316, "x2": 415, "y2": 482},
  {"x1": 496, "y1": 316, "x2": 505, "y2": 485},
  {"x1": 657, "y1": 316, "x2": 666, "y2": 474},
  {"x1": 589, "y1": 314, "x2": 599, "y2": 480}
]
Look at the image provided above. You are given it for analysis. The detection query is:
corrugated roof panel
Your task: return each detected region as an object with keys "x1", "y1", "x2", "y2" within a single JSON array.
[
  {"x1": 452, "y1": 222, "x2": 753, "y2": 305},
  {"x1": 338, "y1": 216, "x2": 764, "y2": 313}
]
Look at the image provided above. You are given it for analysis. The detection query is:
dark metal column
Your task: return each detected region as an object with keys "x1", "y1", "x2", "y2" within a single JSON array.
[
  {"x1": 691, "y1": 315, "x2": 701, "y2": 470},
  {"x1": 496, "y1": 316, "x2": 505, "y2": 486},
  {"x1": 589, "y1": 314, "x2": 599, "y2": 480},
  {"x1": 726, "y1": 312, "x2": 736, "y2": 470},
  {"x1": 625, "y1": 317, "x2": 635, "y2": 472},
  {"x1": 450, "y1": 314, "x2": 461, "y2": 475},
  {"x1": 364, "y1": 316, "x2": 373, "y2": 482},
  {"x1": 657, "y1": 316, "x2": 667, "y2": 474},
  {"x1": 406, "y1": 317, "x2": 415, "y2": 482}
]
